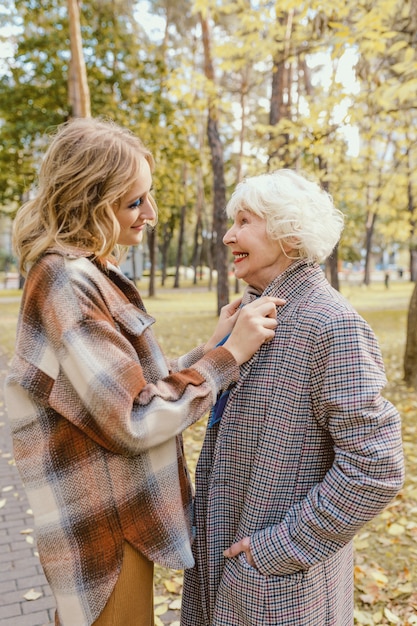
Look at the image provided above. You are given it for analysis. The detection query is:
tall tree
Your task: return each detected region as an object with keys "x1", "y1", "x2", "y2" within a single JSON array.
[
  {"x1": 404, "y1": 282, "x2": 417, "y2": 387},
  {"x1": 174, "y1": 163, "x2": 188, "y2": 288},
  {"x1": 67, "y1": 0, "x2": 91, "y2": 117},
  {"x1": 199, "y1": 9, "x2": 229, "y2": 313}
]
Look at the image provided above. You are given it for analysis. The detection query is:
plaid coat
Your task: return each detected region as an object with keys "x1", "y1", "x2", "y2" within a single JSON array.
[
  {"x1": 181, "y1": 260, "x2": 404, "y2": 626},
  {"x1": 4, "y1": 248, "x2": 239, "y2": 626}
]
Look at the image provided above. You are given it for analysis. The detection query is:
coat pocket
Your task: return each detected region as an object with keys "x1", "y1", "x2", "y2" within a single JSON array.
[
  {"x1": 214, "y1": 553, "x2": 266, "y2": 625},
  {"x1": 112, "y1": 303, "x2": 155, "y2": 336},
  {"x1": 214, "y1": 553, "x2": 308, "y2": 626}
]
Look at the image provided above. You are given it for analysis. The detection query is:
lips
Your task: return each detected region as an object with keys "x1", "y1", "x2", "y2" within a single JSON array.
[{"x1": 233, "y1": 252, "x2": 248, "y2": 262}]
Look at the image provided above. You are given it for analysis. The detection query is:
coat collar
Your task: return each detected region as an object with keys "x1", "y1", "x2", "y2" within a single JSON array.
[{"x1": 242, "y1": 259, "x2": 328, "y2": 306}]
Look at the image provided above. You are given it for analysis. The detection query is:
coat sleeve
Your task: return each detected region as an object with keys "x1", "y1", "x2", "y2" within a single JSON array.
[
  {"x1": 250, "y1": 311, "x2": 405, "y2": 576},
  {"x1": 9, "y1": 257, "x2": 239, "y2": 458}
]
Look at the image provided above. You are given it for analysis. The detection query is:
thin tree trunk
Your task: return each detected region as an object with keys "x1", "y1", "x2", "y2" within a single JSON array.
[
  {"x1": 407, "y1": 164, "x2": 417, "y2": 281},
  {"x1": 325, "y1": 245, "x2": 340, "y2": 291},
  {"x1": 200, "y1": 12, "x2": 229, "y2": 314},
  {"x1": 268, "y1": 10, "x2": 293, "y2": 168},
  {"x1": 363, "y1": 212, "x2": 377, "y2": 286},
  {"x1": 404, "y1": 282, "x2": 417, "y2": 387},
  {"x1": 67, "y1": 0, "x2": 91, "y2": 117},
  {"x1": 174, "y1": 164, "x2": 188, "y2": 288},
  {"x1": 160, "y1": 223, "x2": 172, "y2": 287},
  {"x1": 319, "y1": 159, "x2": 340, "y2": 291},
  {"x1": 147, "y1": 228, "x2": 157, "y2": 297},
  {"x1": 410, "y1": 249, "x2": 417, "y2": 282},
  {"x1": 174, "y1": 206, "x2": 186, "y2": 288}
]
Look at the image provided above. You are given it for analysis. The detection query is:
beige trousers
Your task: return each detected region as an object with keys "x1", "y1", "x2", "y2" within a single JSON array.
[{"x1": 93, "y1": 542, "x2": 155, "y2": 626}]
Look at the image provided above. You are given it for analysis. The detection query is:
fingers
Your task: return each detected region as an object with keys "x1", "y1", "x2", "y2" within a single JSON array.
[
  {"x1": 223, "y1": 295, "x2": 285, "y2": 363},
  {"x1": 224, "y1": 537, "x2": 256, "y2": 568},
  {"x1": 253, "y1": 296, "x2": 286, "y2": 316},
  {"x1": 241, "y1": 296, "x2": 285, "y2": 319},
  {"x1": 219, "y1": 297, "x2": 243, "y2": 320},
  {"x1": 223, "y1": 537, "x2": 249, "y2": 558},
  {"x1": 229, "y1": 296, "x2": 244, "y2": 310}
]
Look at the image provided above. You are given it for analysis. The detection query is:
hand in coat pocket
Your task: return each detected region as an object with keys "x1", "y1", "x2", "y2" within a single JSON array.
[{"x1": 224, "y1": 536, "x2": 256, "y2": 568}]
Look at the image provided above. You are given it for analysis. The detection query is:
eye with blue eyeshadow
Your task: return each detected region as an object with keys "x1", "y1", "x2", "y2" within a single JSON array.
[{"x1": 128, "y1": 197, "x2": 143, "y2": 209}]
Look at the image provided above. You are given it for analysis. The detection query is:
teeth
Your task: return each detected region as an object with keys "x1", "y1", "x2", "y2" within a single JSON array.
[{"x1": 235, "y1": 253, "x2": 247, "y2": 259}]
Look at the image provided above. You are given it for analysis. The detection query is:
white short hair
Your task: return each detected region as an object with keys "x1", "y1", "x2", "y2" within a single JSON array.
[{"x1": 225, "y1": 169, "x2": 344, "y2": 263}]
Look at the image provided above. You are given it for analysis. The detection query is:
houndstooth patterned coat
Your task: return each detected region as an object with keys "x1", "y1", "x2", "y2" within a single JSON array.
[{"x1": 181, "y1": 260, "x2": 404, "y2": 626}]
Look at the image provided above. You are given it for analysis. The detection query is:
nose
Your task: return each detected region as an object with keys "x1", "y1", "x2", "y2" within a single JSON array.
[
  {"x1": 143, "y1": 196, "x2": 157, "y2": 222},
  {"x1": 223, "y1": 225, "x2": 236, "y2": 245}
]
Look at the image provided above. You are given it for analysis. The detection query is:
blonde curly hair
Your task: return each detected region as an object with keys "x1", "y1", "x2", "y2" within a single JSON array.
[{"x1": 13, "y1": 117, "x2": 157, "y2": 275}]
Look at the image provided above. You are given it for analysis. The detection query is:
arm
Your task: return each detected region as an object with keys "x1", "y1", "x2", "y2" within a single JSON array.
[
  {"x1": 50, "y1": 311, "x2": 240, "y2": 458},
  {"x1": 24, "y1": 258, "x2": 279, "y2": 457}
]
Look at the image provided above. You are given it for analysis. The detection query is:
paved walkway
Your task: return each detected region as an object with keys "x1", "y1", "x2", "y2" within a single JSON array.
[{"x1": 0, "y1": 355, "x2": 56, "y2": 626}]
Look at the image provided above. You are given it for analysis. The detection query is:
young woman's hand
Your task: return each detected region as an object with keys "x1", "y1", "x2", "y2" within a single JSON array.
[
  {"x1": 204, "y1": 297, "x2": 244, "y2": 353},
  {"x1": 223, "y1": 296, "x2": 285, "y2": 365}
]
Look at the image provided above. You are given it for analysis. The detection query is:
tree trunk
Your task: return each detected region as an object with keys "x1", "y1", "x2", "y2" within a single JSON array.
[
  {"x1": 407, "y1": 173, "x2": 417, "y2": 282},
  {"x1": 67, "y1": 0, "x2": 91, "y2": 117},
  {"x1": 200, "y1": 12, "x2": 229, "y2": 314},
  {"x1": 191, "y1": 211, "x2": 202, "y2": 285},
  {"x1": 319, "y1": 159, "x2": 340, "y2": 291},
  {"x1": 268, "y1": 10, "x2": 293, "y2": 168},
  {"x1": 160, "y1": 222, "x2": 171, "y2": 287},
  {"x1": 174, "y1": 164, "x2": 189, "y2": 288},
  {"x1": 325, "y1": 245, "x2": 340, "y2": 291},
  {"x1": 363, "y1": 212, "x2": 377, "y2": 286},
  {"x1": 174, "y1": 203, "x2": 186, "y2": 288},
  {"x1": 410, "y1": 248, "x2": 417, "y2": 282},
  {"x1": 404, "y1": 282, "x2": 417, "y2": 387},
  {"x1": 147, "y1": 228, "x2": 157, "y2": 297}
]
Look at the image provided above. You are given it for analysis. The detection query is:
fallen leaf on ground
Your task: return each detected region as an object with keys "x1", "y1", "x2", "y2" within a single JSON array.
[{"x1": 24, "y1": 589, "x2": 43, "y2": 601}]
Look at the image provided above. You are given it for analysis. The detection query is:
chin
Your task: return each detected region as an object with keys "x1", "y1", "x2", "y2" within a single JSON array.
[{"x1": 120, "y1": 235, "x2": 143, "y2": 246}]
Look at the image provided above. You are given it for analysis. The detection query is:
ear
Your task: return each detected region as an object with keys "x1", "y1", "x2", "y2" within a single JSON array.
[{"x1": 281, "y1": 236, "x2": 299, "y2": 253}]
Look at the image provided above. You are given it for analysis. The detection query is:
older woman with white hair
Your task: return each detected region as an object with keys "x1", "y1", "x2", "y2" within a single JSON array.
[{"x1": 181, "y1": 169, "x2": 404, "y2": 626}]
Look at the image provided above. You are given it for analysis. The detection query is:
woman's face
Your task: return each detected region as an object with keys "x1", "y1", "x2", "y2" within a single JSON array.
[
  {"x1": 223, "y1": 209, "x2": 295, "y2": 291},
  {"x1": 115, "y1": 157, "x2": 156, "y2": 247}
]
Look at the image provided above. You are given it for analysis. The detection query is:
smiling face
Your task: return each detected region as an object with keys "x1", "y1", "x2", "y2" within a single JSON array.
[
  {"x1": 223, "y1": 209, "x2": 295, "y2": 291},
  {"x1": 115, "y1": 157, "x2": 156, "y2": 247}
]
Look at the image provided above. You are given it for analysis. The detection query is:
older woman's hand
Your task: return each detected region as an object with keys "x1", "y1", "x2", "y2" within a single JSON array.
[
  {"x1": 223, "y1": 296, "x2": 285, "y2": 365},
  {"x1": 224, "y1": 536, "x2": 256, "y2": 568}
]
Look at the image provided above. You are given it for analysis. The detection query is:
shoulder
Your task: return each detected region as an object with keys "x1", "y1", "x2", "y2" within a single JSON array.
[
  {"x1": 21, "y1": 251, "x2": 113, "y2": 330},
  {"x1": 283, "y1": 275, "x2": 364, "y2": 329},
  {"x1": 28, "y1": 250, "x2": 106, "y2": 295}
]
